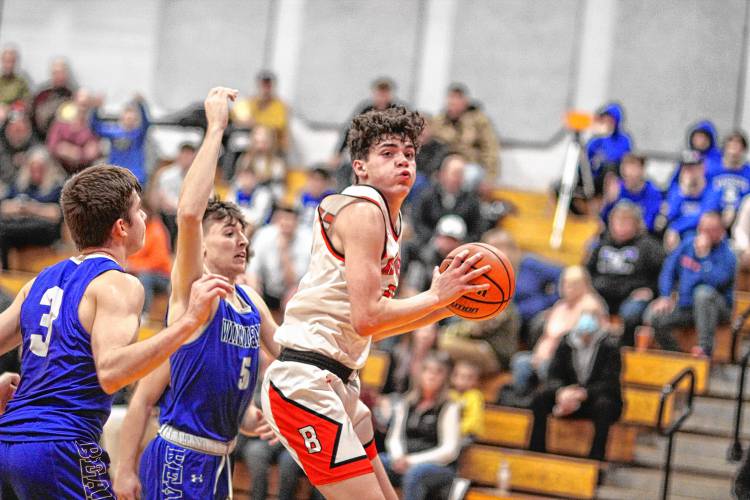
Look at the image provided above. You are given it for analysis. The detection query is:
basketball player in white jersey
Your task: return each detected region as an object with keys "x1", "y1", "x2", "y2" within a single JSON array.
[{"x1": 261, "y1": 106, "x2": 490, "y2": 500}]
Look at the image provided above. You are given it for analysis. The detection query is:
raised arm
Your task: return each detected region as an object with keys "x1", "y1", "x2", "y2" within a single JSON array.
[
  {"x1": 0, "y1": 279, "x2": 32, "y2": 356},
  {"x1": 170, "y1": 87, "x2": 238, "y2": 318},
  {"x1": 338, "y1": 202, "x2": 489, "y2": 338},
  {"x1": 90, "y1": 271, "x2": 232, "y2": 394}
]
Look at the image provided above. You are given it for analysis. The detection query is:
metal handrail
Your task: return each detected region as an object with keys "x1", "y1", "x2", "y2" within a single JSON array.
[
  {"x1": 729, "y1": 346, "x2": 750, "y2": 462},
  {"x1": 730, "y1": 304, "x2": 750, "y2": 364},
  {"x1": 656, "y1": 367, "x2": 696, "y2": 500}
]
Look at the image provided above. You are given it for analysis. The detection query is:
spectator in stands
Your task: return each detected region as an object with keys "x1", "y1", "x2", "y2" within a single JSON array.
[
  {"x1": 0, "y1": 47, "x2": 30, "y2": 107},
  {"x1": 31, "y1": 58, "x2": 75, "y2": 140},
  {"x1": 514, "y1": 252, "x2": 563, "y2": 345},
  {"x1": 587, "y1": 201, "x2": 665, "y2": 346},
  {"x1": 90, "y1": 94, "x2": 151, "y2": 186},
  {"x1": 150, "y1": 142, "x2": 197, "y2": 248},
  {"x1": 297, "y1": 166, "x2": 334, "y2": 229},
  {"x1": 380, "y1": 351, "x2": 462, "y2": 500},
  {"x1": 658, "y1": 150, "x2": 721, "y2": 251},
  {"x1": 126, "y1": 200, "x2": 172, "y2": 322},
  {"x1": 245, "y1": 204, "x2": 311, "y2": 321},
  {"x1": 0, "y1": 147, "x2": 64, "y2": 269},
  {"x1": 241, "y1": 436, "x2": 312, "y2": 500},
  {"x1": 432, "y1": 83, "x2": 500, "y2": 187},
  {"x1": 0, "y1": 102, "x2": 36, "y2": 192},
  {"x1": 507, "y1": 266, "x2": 606, "y2": 400},
  {"x1": 584, "y1": 102, "x2": 632, "y2": 196},
  {"x1": 227, "y1": 163, "x2": 274, "y2": 231},
  {"x1": 529, "y1": 307, "x2": 623, "y2": 461},
  {"x1": 232, "y1": 70, "x2": 290, "y2": 155},
  {"x1": 449, "y1": 360, "x2": 484, "y2": 441},
  {"x1": 732, "y1": 195, "x2": 750, "y2": 271},
  {"x1": 646, "y1": 211, "x2": 736, "y2": 357},
  {"x1": 438, "y1": 228, "x2": 520, "y2": 374},
  {"x1": 601, "y1": 153, "x2": 662, "y2": 233},
  {"x1": 705, "y1": 131, "x2": 750, "y2": 228},
  {"x1": 412, "y1": 154, "x2": 482, "y2": 246},
  {"x1": 233, "y1": 125, "x2": 286, "y2": 199},
  {"x1": 46, "y1": 88, "x2": 101, "y2": 174},
  {"x1": 406, "y1": 115, "x2": 449, "y2": 207},
  {"x1": 667, "y1": 120, "x2": 723, "y2": 192}
]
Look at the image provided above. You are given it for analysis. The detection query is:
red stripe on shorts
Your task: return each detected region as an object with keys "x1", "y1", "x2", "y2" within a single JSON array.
[{"x1": 268, "y1": 382, "x2": 373, "y2": 485}]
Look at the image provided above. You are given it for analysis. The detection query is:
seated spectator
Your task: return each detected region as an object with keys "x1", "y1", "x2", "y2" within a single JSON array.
[
  {"x1": 31, "y1": 58, "x2": 76, "y2": 140},
  {"x1": 508, "y1": 266, "x2": 606, "y2": 399},
  {"x1": 668, "y1": 120, "x2": 723, "y2": 191},
  {"x1": 231, "y1": 70, "x2": 290, "y2": 155},
  {"x1": 405, "y1": 114, "x2": 449, "y2": 207},
  {"x1": 150, "y1": 142, "x2": 197, "y2": 248},
  {"x1": 529, "y1": 308, "x2": 623, "y2": 461},
  {"x1": 227, "y1": 164, "x2": 274, "y2": 230},
  {"x1": 46, "y1": 88, "x2": 101, "y2": 174},
  {"x1": 449, "y1": 360, "x2": 485, "y2": 441},
  {"x1": 587, "y1": 201, "x2": 665, "y2": 346},
  {"x1": 412, "y1": 154, "x2": 482, "y2": 246},
  {"x1": 705, "y1": 130, "x2": 750, "y2": 228},
  {"x1": 245, "y1": 204, "x2": 311, "y2": 320},
  {"x1": 126, "y1": 201, "x2": 172, "y2": 321},
  {"x1": 0, "y1": 47, "x2": 30, "y2": 107},
  {"x1": 240, "y1": 436, "x2": 315, "y2": 500},
  {"x1": 402, "y1": 214, "x2": 466, "y2": 296},
  {"x1": 0, "y1": 147, "x2": 64, "y2": 269},
  {"x1": 0, "y1": 102, "x2": 36, "y2": 192},
  {"x1": 233, "y1": 125, "x2": 286, "y2": 199},
  {"x1": 601, "y1": 153, "x2": 662, "y2": 233},
  {"x1": 733, "y1": 195, "x2": 750, "y2": 270},
  {"x1": 646, "y1": 211, "x2": 736, "y2": 357},
  {"x1": 658, "y1": 150, "x2": 721, "y2": 251},
  {"x1": 296, "y1": 166, "x2": 335, "y2": 229},
  {"x1": 90, "y1": 94, "x2": 151, "y2": 186},
  {"x1": 381, "y1": 351, "x2": 462, "y2": 500},
  {"x1": 432, "y1": 83, "x2": 500, "y2": 187},
  {"x1": 438, "y1": 228, "x2": 520, "y2": 375},
  {"x1": 514, "y1": 251, "x2": 562, "y2": 345},
  {"x1": 585, "y1": 103, "x2": 633, "y2": 196}
]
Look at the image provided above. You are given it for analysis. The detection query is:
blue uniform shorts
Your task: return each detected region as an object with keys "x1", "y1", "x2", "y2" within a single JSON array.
[
  {"x1": 0, "y1": 439, "x2": 114, "y2": 499},
  {"x1": 139, "y1": 435, "x2": 230, "y2": 500}
]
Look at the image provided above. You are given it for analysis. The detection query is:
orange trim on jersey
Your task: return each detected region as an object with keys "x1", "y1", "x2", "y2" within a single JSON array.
[
  {"x1": 363, "y1": 438, "x2": 378, "y2": 460},
  {"x1": 268, "y1": 382, "x2": 374, "y2": 485},
  {"x1": 318, "y1": 208, "x2": 345, "y2": 262}
]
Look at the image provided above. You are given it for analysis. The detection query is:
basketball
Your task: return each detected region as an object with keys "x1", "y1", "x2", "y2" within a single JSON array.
[{"x1": 438, "y1": 242, "x2": 515, "y2": 320}]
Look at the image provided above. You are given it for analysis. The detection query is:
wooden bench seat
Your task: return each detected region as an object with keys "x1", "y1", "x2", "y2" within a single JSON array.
[{"x1": 621, "y1": 347, "x2": 709, "y2": 394}]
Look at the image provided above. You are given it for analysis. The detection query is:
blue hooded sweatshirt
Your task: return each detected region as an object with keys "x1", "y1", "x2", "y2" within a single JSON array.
[
  {"x1": 90, "y1": 101, "x2": 150, "y2": 185},
  {"x1": 515, "y1": 255, "x2": 562, "y2": 322},
  {"x1": 585, "y1": 103, "x2": 633, "y2": 178},
  {"x1": 667, "y1": 120, "x2": 723, "y2": 191},
  {"x1": 601, "y1": 180, "x2": 663, "y2": 232},
  {"x1": 658, "y1": 234, "x2": 735, "y2": 308},
  {"x1": 663, "y1": 183, "x2": 722, "y2": 235},
  {"x1": 705, "y1": 158, "x2": 750, "y2": 211}
]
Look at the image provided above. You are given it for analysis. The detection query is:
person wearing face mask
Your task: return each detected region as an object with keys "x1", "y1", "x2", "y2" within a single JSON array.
[
  {"x1": 646, "y1": 211, "x2": 736, "y2": 358},
  {"x1": 658, "y1": 150, "x2": 722, "y2": 251},
  {"x1": 528, "y1": 309, "x2": 623, "y2": 461}
]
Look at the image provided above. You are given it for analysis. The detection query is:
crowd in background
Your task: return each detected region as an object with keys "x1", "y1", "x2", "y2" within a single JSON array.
[{"x1": 0, "y1": 43, "x2": 748, "y2": 499}]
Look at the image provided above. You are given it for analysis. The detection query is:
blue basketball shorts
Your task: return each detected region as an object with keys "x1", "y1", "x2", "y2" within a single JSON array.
[
  {"x1": 0, "y1": 439, "x2": 114, "y2": 499},
  {"x1": 139, "y1": 435, "x2": 231, "y2": 500}
]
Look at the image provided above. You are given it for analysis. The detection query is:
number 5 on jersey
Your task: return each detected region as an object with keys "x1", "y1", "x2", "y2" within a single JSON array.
[
  {"x1": 238, "y1": 356, "x2": 252, "y2": 389},
  {"x1": 31, "y1": 286, "x2": 64, "y2": 357}
]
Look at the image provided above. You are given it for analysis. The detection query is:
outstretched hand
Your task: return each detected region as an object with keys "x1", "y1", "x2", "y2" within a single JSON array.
[
  {"x1": 204, "y1": 86, "x2": 239, "y2": 132},
  {"x1": 0, "y1": 372, "x2": 20, "y2": 415},
  {"x1": 184, "y1": 273, "x2": 233, "y2": 327},
  {"x1": 429, "y1": 250, "x2": 490, "y2": 308}
]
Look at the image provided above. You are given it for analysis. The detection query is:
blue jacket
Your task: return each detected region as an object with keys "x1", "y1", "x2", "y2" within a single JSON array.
[
  {"x1": 90, "y1": 102, "x2": 150, "y2": 185},
  {"x1": 601, "y1": 180, "x2": 663, "y2": 232},
  {"x1": 705, "y1": 159, "x2": 750, "y2": 211},
  {"x1": 663, "y1": 184, "x2": 722, "y2": 235},
  {"x1": 668, "y1": 120, "x2": 723, "y2": 191},
  {"x1": 515, "y1": 255, "x2": 562, "y2": 322},
  {"x1": 585, "y1": 103, "x2": 633, "y2": 178},
  {"x1": 658, "y1": 235, "x2": 735, "y2": 308}
]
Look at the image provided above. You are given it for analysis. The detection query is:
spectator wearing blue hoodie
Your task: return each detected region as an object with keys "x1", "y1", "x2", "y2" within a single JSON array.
[
  {"x1": 585, "y1": 103, "x2": 632, "y2": 194},
  {"x1": 90, "y1": 94, "x2": 150, "y2": 185},
  {"x1": 706, "y1": 131, "x2": 750, "y2": 227},
  {"x1": 668, "y1": 120, "x2": 722, "y2": 191},
  {"x1": 646, "y1": 212, "x2": 735, "y2": 357},
  {"x1": 296, "y1": 166, "x2": 335, "y2": 229},
  {"x1": 601, "y1": 153, "x2": 662, "y2": 233},
  {"x1": 658, "y1": 151, "x2": 721, "y2": 251}
]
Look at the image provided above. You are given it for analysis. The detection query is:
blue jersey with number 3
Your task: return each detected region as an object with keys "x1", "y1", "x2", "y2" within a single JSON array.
[
  {"x1": 0, "y1": 255, "x2": 122, "y2": 442},
  {"x1": 158, "y1": 285, "x2": 260, "y2": 442}
]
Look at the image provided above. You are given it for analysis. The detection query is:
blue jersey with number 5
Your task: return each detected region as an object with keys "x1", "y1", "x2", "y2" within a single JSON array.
[
  {"x1": 158, "y1": 284, "x2": 260, "y2": 441},
  {"x1": 0, "y1": 255, "x2": 123, "y2": 442}
]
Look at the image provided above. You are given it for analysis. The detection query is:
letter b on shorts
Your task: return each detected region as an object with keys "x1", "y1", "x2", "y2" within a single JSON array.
[{"x1": 298, "y1": 426, "x2": 321, "y2": 454}]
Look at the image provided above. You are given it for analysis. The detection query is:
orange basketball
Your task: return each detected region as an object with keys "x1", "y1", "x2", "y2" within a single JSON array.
[{"x1": 438, "y1": 242, "x2": 515, "y2": 320}]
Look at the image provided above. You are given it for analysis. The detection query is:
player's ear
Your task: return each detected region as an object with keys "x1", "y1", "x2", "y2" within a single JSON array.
[
  {"x1": 113, "y1": 218, "x2": 127, "y2": 240},
  {"x1": 352, "y1": 159, "x2": 366, "y2": 178}
]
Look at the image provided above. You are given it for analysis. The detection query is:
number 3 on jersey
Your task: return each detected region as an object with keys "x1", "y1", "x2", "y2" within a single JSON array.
[
  {"x1": 31, "y1": 286, "x2": 64, "y2": 357},
  {"x1": 238, "y1": 356, "x2": 252, "y2": 389}
]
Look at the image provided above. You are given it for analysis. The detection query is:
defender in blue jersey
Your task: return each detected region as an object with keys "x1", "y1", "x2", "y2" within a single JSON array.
[
  {"x1": 114, "y1": 88, "x2": 279, "y2": 500},
  {"x1": 0, "y1": 165, "x2": 232, "y2": 499}
]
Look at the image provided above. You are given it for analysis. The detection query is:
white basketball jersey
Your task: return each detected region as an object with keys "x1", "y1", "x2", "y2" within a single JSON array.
[{"x1": 275, "y1": 185, "x2": 401, "y2": 369}]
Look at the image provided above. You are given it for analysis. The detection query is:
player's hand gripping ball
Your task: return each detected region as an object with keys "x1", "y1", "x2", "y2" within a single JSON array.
[{"x1": 439, "y1": 242, "x2": 515, "y2": 320}]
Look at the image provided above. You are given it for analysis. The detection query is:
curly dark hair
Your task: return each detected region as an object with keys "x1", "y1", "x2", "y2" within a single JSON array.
[
  {"x1": 347, "y1": 106, "x2": 425, "y2": 161},
  {"x1": 203, "y1": 198, "x2": 247, "y2": 230}
]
